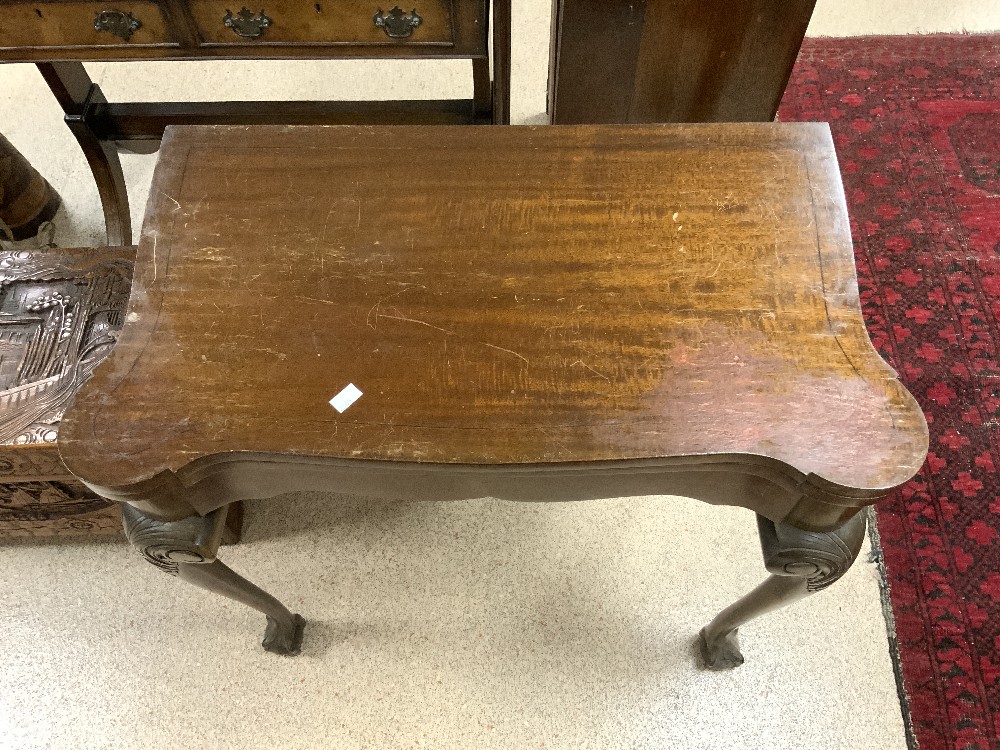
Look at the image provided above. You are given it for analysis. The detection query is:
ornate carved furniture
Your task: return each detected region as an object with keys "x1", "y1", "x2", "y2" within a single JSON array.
[
  {"x1": 548, "y1": 0, "x2": 816, "y2": 124},
  {"x1": 0, "y1": 242, "x2": 244, "y2": 539},
  {"x1": 58, "y1": 122, "x2": 927, "y2": 664},
  {"x1": 0, "y1": 0, "x2": 511, "y2": 245},
  {"x1": 0, "y1": 133, "x2": 60, "y2": 241},
  {"x1": 0, "y1": 245, "x2": 130, "y2": 537}
]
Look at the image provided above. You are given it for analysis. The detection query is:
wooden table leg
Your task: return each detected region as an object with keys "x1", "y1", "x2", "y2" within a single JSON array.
[
  {"x1": 491, "y1": 0, "x2": 511, "y2": 124},
  {"x1": 122, "y1": 503, "x2": 305, "y2": 655},
  {"x1": 699, "y1": 511, "x2": 867, "y2": 670},
  {"x1": 35, "y1": 62, "x2": 132, "y2": 246},
  {"x1": 472, "y1": 57, "x2": 492, "y2": 123}
]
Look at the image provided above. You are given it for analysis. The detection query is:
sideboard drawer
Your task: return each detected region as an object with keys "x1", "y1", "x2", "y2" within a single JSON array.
[
  {"x1": 189, "y1": 0, "x2": 454, "y2": 47},
  {"x1": 0, "y1": 1, "x2": 174, "y2": 49}
]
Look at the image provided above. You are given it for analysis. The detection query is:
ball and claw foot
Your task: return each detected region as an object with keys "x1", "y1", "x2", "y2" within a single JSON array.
[
  {"x1": 698, "y1": 626, "x2": 745, "y2": 670},
  {"x1": 263, "y1": 613, "x2": 307, "y2": 656}
]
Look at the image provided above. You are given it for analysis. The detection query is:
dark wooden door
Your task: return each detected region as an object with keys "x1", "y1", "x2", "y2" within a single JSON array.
[{"x1": 548, "y1": 0, "x2": 816, "y2": 124}]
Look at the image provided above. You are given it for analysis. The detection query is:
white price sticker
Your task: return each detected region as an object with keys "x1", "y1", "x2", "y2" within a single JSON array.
[{"x1": 329, "y1": 383, "x2": 363, "y2": 413}]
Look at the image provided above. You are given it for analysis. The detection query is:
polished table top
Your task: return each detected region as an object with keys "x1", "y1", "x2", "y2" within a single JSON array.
[{"x1": 58, "y1": 123, "x2": 927, "y2": 504}]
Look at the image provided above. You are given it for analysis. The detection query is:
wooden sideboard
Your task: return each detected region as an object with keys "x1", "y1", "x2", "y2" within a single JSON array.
[
  {"x1": 0, "y1": 0, "x2": 489, "y2": 60},
  {"x1": 0, "y1": 0, "x2": 511, "y2": 245}
]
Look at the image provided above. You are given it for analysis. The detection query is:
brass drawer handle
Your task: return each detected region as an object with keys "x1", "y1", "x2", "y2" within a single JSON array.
[
  {"x1": 223, "y1": 7, "x2": 272, "y2": 39},
  {"x1": 373, "y1": 6, "x2": 422, "y2": 38},
  {"x1": 93, "y1": 9, "x2": 142, "y2": 41}
]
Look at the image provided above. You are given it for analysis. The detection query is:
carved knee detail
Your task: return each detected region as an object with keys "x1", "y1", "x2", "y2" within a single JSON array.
[
  {"x1": 757, "y1": 512, "x2": 867, "y2": 592},
  {"x1": 122, "y1": 504, "x2": 228, "y2": 575}
]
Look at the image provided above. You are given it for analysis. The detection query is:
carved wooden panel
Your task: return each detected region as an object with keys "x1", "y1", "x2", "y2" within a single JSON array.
[
  {"x1": 0, "y1": 246, "x2": 133, "y2": 444},
  {"x1": 0, "y1": 478, "x2": 121, "y2": 538},
  {"x1": 0, "y1": 246, "x2": 134, "y2": 538},
  {"x1": 0, "y1": 444, "x2": 66, "y2": 479}
]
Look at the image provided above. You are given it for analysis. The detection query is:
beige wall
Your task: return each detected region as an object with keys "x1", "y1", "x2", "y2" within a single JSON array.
[{"x1": 809, "y1": 0, "x2": 1000, "y2": 36}]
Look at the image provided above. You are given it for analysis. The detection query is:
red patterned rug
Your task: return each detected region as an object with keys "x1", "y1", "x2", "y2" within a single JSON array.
[{"x1": 779, "y1": 35, "x2": 1000, "y2": 750}]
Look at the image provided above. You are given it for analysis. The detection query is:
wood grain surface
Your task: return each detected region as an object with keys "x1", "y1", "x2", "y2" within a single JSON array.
[
  {"x1": 549, "y1": 0, "x2": 816, "y2": 124},
  {"x1": 0, "y1": 1, "x2": 175, "y2": 49},
  {"x1": 58, "y1": 123, "x2": 927, "y2": 501}
]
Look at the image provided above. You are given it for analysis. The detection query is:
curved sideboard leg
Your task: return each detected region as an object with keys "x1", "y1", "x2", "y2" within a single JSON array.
[
  {"x1": 122, "y1": 504, "x2": 305, "y2": 655},
  {"x1": 35, "y1": 62, "x2": 132, "y2": 246},
  {"x1": 699, "y1": 511, "x2": 867, "y2": 670}
]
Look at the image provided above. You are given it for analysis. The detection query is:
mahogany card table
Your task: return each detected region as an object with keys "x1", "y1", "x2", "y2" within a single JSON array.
[{"x1": 58, "y1": 123, "x2": 928, "y2": 665}]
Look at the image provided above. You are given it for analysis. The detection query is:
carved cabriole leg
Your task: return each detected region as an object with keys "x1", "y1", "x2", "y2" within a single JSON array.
[
  {"x1": 122, "y1": 504, "x2": 305, "y2": 655},
  {"x1": 699, "y1": 511, "x2": 867, "y2": 670}
]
